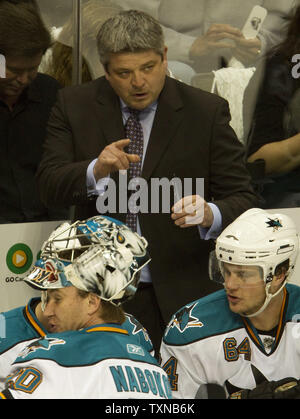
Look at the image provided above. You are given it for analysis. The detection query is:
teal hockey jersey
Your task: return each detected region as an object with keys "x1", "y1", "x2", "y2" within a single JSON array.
[
  {"x1": 1, "y1": 324, "x2": 171, "y2": 399},
  {"x1": 0, "y1": 299, "x2": 154, "y2": 392}
]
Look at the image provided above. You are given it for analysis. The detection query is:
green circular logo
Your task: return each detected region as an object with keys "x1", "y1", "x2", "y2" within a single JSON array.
[{"x1": 6, "y1": 243, "x2": 33, "y2": 274}]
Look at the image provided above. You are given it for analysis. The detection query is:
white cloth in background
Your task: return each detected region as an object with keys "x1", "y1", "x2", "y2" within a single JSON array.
[
  {"x1": 38, "y1": 26, "x2": 62, "y2": 74},
  {"x1": 211, "y1": 66, "x2": 255, "y2": 143}
]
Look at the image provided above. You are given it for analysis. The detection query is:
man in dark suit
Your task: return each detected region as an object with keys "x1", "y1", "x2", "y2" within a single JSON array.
[
  {"x1": 0, "y1": 1, "x2": 67, "y2": 223},
  {"x1": 37, "y1": 10, "x2": 258, "y2": 356}
]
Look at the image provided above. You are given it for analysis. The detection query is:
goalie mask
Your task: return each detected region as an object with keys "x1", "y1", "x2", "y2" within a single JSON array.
[
  {"x1": 64, "y1": 240, "x2": 150, "y2": 306},
  {"x1": 24, "y1": 215, "x2": 150, "y2": 305},
  {"x1": 40, "y1": 215, "x2": 146, "y2": 262},
  {"x1": 209, "y1": 208, "x2": 299, "y2": 317}
]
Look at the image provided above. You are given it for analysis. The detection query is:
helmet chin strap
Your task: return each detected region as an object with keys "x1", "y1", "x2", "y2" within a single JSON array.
[{"x1": 243, "y1": 281, "x2": 286, "y2": 318}]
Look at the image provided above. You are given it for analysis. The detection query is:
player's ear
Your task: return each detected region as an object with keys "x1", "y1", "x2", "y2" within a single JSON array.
[
  {"x1": 271, "y1": 266, "x2": 287, "y2": 293},
  {"x1": 276, "y1": 265, "x2": 287, "y2": 282},
  {"x1": 87, "y1": 293, "x2": 101, "y2": 315}
]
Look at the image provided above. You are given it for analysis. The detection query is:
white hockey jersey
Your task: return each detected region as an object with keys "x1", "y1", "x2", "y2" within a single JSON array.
[
  {"x1": 1, "y1": 324, "x2": 171, "y2": 399},
  {"x1": 160, "y1": 284, "x2": 300, "y2": 399},
  {"x1": 0, "y1": 299, "x2": 154, "y2": 392}
]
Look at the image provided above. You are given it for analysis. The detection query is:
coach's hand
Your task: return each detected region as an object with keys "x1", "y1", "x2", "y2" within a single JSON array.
[
  {"x1": 171, "y1": 195, "x2": 214, "y2": 229},
  {"x1": 93, "y1": 139, "x2": 140, "y2": 181}
]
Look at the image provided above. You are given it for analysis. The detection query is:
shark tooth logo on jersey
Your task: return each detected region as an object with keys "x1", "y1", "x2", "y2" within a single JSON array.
[
  {"x1": 126, "y1": 313, "x2": 151, "y2": 343},
  {"x1": 166, "y1": 303, "x2": 203, "y2": 334},
  {"x1": 19, "y1": 337, "x2": 66, "y2": 359}
]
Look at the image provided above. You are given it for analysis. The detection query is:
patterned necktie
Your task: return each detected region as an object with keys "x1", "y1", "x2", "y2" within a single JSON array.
[{"x1": 125, "y1": 108, "x2": 144, "y2": 231}]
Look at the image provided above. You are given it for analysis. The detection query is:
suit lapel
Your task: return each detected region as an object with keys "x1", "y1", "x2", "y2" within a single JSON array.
[
  {"x1": 93, "y1": 76, "x2": 184, "y2": 180},
  {"x1": 95, "y1": 78, "x2": 125, "y2": 146},
  {"x1": 142, "y1": 77, "x2": 184, "y2": 181}
]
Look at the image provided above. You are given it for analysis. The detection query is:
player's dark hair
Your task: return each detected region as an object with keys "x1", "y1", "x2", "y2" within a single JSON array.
[
  {"x1": 0, "y1": 1, "x2": 51, "y2": 57},
  {"x1": 100, "y1": 300, "x2": 125, "y2": 324},
  {"x1": 275, "y1": 259, "x2": 290, "y2": 278},
  {"x1": 77, "y1": 289, "x2": 125, "y2": 324}
]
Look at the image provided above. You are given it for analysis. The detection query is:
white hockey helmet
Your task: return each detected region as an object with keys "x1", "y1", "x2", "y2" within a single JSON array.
[
  {"x1": 209, "y1": 208, "x2": 299, "y2": 286},
  {"x1": 24, "y1": 215, "x2": 150, "y2": 305}
]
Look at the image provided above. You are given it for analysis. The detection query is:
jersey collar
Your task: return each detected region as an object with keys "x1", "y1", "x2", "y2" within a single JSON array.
[
  {"x1": 85, "y1": 323, "x2": 129, "y2": 335},
  {"x1": 242, "y1": 288, "x2": 288, "y2": 355},
  {"x1": 23, "y1": 298, "x2": 47, "y2": 338}
]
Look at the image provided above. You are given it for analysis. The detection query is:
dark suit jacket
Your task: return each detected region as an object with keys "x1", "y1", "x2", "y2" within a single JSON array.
[
  {"x1": 0, "y1": 73, "x2": 66, "y2": 223},
  {"x1": 37, "y1": 75, "x2": 258, "y2": 321}
]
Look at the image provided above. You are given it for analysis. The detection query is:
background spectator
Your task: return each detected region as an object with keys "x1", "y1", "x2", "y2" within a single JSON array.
[
  {"x1": 247, "y1": 5, "x2": 300, "y2": 209},
  {"x1": 0, "y1": 1, "x2": 68, "y2": 222}
]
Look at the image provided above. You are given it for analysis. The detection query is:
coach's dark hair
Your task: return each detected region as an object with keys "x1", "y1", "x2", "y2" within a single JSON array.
[
  {"x1": 96, "y1": 9, "x2": 165, "y2": 72},
  {"x1": 0, "y1": 1, "x2": 51, "y2": 57}
]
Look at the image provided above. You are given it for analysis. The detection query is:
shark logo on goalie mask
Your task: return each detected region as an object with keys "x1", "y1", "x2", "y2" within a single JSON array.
[
  {"x1": 166, "y1": 303, "x2": 203, "y2": 334},
  {"x1": 23, "y1": 257, "x2": 73, "y2": 290},
  {"x1": 90, "y1": 216, "x2": 148, "y2": 258},
  {"x1": 76, "y1": 216, "x2": 124, "y2": 244}
]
